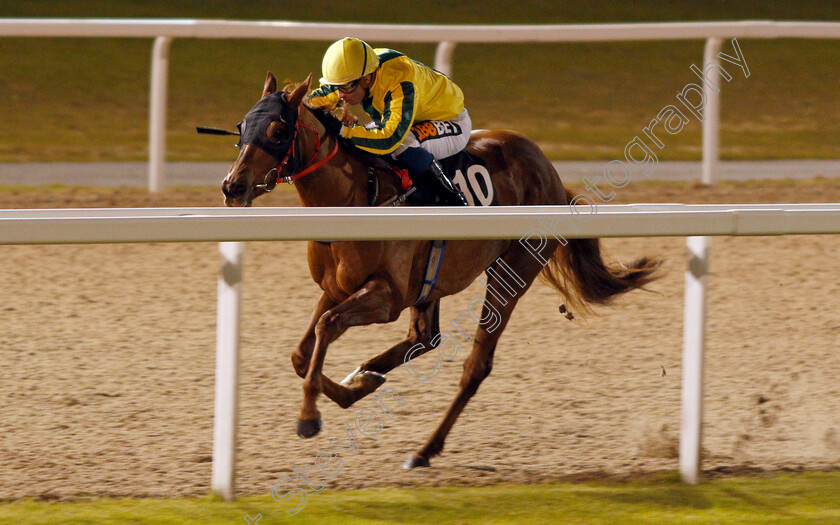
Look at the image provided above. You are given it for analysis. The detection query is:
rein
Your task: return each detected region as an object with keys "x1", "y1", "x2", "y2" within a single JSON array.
[{"x1": 257, "y1": 106, "x2": 339, "y2": 191}]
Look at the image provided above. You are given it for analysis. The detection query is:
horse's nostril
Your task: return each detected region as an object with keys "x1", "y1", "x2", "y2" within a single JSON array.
[{"x1": 222, "y1": 181, "x2": 247, "y2": 198}]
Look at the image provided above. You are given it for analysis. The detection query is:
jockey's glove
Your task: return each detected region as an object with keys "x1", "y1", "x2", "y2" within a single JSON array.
[{"x1": 321, "y1": 114, "x2": 344, "y2": 137}]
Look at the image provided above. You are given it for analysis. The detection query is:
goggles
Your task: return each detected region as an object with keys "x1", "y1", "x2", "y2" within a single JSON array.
[{"x1": 336, "y1": 78, "x2": 362, "y2": 94}]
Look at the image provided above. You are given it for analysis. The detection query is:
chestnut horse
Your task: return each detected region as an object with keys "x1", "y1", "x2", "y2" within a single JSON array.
[{"x1": 220, "y1": 73, "x2": 661, "y2": 468}]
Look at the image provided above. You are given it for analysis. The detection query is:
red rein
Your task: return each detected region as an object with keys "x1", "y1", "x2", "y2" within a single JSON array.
[{"x1": 276, "y1": 108, "x2": 340, "y2": 184}]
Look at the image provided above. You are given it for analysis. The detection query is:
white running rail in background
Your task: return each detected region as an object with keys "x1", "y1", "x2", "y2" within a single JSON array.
[
  {"x1": 2, "y1": 19, "x2": 840, "y2": 190},
  {"x1": 1, "y1": 203, "x2": 839, "y2": 499}
]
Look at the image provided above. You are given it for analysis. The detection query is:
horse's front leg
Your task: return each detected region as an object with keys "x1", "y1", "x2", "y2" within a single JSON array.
[
  {"x1": 291, "y1": 291, "x2": 337, "y2": 378},
  {"x1": 293, "y1": 292, "x2": 388, "y2": 411},
  {"x1": 298, "y1": 278, "x2": 400, "y2": 438}
]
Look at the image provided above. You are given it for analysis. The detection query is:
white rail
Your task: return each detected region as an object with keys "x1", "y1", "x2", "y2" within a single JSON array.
[
  {"x1": 4, "y1": 19, "x2": 840, "y2": 40},
  {"x1": 2, "y1": 19, "x2": 840, "y2": 190},
  {"x1": 1, "y1": 204, "x2": 839, "y2": 244},
  {"x1": 0, "y1": 203, "x2": 839, "y2": 499}
]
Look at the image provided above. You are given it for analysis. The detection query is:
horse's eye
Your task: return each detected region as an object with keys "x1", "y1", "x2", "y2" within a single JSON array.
[
  {"x1": 267, "y1": 121, "x2": 287, "y2": 143},
  {"x1": 234, "y1": 122, "x2": 244, "y2": 148}
]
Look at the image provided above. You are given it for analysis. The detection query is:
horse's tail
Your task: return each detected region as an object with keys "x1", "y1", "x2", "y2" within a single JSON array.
[{"x1": 539, "y1": 188, "x2": 663, "y2": 315}]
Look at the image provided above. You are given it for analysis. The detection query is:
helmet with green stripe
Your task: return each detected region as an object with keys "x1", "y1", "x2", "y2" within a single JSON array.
[{"x1": 320, "y1": 37, "x2": 380, "y2": 85}]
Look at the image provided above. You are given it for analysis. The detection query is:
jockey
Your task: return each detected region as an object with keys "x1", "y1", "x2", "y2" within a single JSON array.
[{"x1": 308, "y1": 37, "x2": 470, "y2": 206}]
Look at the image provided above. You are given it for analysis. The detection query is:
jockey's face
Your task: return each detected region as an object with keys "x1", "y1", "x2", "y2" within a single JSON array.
[{"x1": 337, "y1": 73, "x2": 373, "y2": 105}]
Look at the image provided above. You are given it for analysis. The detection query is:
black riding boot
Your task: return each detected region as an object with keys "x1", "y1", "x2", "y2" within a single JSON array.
[{"x1": 421, "y1": 159, "x2": 469, "y2": 206}]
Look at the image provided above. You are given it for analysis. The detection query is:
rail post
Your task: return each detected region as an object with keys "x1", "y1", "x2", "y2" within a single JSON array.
[
  {"x1": 701, "y1": 37, "x2": 722, "y2": 186},
  {"x1": 680, "y1": 235, "x2": 709, "y2": 484},
  {"x1": 434, "y1": 41, "x2": 457, "y2": 78},
  {"x1": 149, "y1": 36, "x2": 172, "y2": 192},
  {"x1": 212, "y1": 241, "x2": 243, "y2": 500}
]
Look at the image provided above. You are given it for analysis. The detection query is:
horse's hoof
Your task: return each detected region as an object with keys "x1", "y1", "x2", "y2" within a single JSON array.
[
  {"x1": 361, "y1": 371, "x2": 387, "y2": 389},
  {"x1": 403, "y1": 455, "x2": 430, "y2": 469},
  {"x1": 296, "y1": 418, "x2": 322, "y2": 438},
  {"x1": 342, "y1": 369, "x2": 387, "y2": 392}
]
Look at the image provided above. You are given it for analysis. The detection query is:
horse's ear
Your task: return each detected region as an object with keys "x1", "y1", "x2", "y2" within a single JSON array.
[
  {"x1": 262, "y1": 72, "x2": 277, "y2": 98},
  {"x1": 287, "y1": 73, "x2": 313, "y2": 107}
]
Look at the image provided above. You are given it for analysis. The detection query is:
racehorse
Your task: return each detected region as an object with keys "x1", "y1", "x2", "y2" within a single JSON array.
[{"x1": 219, "y1": 72, "x2": 661, "y2": 468}]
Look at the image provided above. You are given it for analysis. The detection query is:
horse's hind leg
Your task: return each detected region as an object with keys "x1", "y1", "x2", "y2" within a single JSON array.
[
  {"x1": 298, "y1": 278, "x2": 400, "y2": 438},
  {"x1": 341, "y1": 300, "x2": 440, "y2": 383},
  {"x1": 404, "y1": 253, "x2": 546, "y2": 468}
]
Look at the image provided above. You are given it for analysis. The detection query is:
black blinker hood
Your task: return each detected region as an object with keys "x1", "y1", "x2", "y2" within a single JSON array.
[{"x1": 236, "y1": 91, "x2": 298, "y2": 161}]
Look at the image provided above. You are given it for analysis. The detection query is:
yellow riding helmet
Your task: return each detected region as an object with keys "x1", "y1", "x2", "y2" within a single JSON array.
[{"x1": 320, "y1": 37, "x2": 380, "y2": 85}]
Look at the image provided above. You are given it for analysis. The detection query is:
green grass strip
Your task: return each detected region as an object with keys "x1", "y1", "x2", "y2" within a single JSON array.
[{"x1": 2, "y1": 471, "x2": 839, "y2": 524}]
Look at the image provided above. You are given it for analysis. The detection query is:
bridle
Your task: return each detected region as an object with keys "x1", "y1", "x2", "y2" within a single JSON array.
[{"x1": 255, "y1": 105, "x2": 340, "y2": 193}]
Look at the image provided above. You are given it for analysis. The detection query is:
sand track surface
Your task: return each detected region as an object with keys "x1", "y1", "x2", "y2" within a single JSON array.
[{"x1": 1, "y1": 181, "x2": 839, "y2": 500}]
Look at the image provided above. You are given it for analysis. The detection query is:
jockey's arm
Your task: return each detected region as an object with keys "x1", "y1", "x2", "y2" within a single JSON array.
[
  {"x1": 308, "y1": 85, "x2": 341, "y2": 107},
  {"x1": 339, "y1": 82, "x2": 417, "y2": 156}
]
